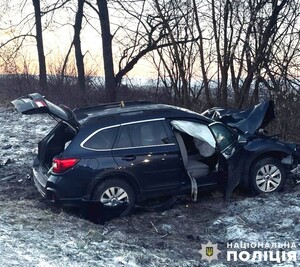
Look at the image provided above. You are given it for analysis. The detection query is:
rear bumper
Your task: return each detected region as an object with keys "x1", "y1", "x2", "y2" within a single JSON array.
[
  {"x1": 32, "y1": 163, "x2": 87, "y2": 207},
  {"x1": 32, "y1": 165, "x2": 47, "y2": 198},
  {"x1": 45, "y1": 187, "x2": 84, "y2": 207}
]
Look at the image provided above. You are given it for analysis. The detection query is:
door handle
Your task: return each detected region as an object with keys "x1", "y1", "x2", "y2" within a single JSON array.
[{"x1": 121, "y1": 155, "x2": 136, "y2": 161}]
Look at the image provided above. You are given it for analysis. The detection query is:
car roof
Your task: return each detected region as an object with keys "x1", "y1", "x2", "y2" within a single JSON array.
[{"x1": 74, "y1": 101, "x2": 213, "y2": 126}]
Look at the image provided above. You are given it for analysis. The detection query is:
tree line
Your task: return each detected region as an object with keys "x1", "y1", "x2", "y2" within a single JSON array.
[{"x1": 0, "y1": 0, "x2": 299, "y2": 109}]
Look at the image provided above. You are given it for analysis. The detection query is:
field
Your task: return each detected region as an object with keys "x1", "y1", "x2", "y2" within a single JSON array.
[{"x1": 0, "y1": 107, "x2": 299, "y2": 266}]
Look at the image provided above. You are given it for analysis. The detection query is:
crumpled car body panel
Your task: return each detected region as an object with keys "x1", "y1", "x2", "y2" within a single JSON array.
[{"x1": 202, "y1": 100, "x2": 275, "y2": 135}]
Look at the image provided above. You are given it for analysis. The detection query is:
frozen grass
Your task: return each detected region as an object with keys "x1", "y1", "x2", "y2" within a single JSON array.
[{"x1": 0, "y1": 109, "x2": 299, "y2": 266}]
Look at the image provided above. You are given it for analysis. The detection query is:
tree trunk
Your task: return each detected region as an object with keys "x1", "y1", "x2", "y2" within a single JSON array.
[
  {"x1": 32, "y1": 0, "x2": 47, "y2": 91},
  {"x1": 74, "y1": 0, "x2": 85, "y2": 91},
  {"x1": 96, "y1": 0, "x2": 117, "y2": 102},
  {"x1": 154, "y1": 0, "x2": 189, "y2": 108},
  {"x1": 192, "y1": 0, "x2": 212, "y2": 107},
  {"x1": 238, "y1": 0, "x2": 288, "y2": 108}
]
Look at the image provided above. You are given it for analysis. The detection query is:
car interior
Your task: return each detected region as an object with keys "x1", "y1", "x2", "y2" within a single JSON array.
[{"x1": 174, "y1": 132, "x2": 218, "y2": 175}]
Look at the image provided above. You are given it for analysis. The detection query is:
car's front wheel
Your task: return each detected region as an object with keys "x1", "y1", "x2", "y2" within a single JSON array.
[
  {"x1": 250, "y1": 157, "x2": 286, "y2": 194},
  {"x1": 92, "y1": 178, "x2": 135, "y2": 216}
]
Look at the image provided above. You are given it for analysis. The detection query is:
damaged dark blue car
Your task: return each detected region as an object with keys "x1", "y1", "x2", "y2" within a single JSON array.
[{"x1": 12, "y1": 94, "x2": 300, "y2": 218}]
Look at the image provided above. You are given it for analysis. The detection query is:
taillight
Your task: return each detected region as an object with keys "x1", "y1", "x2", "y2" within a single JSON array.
[{"x1": 52, "y1": 158, "x2": 79, "y2": 173}]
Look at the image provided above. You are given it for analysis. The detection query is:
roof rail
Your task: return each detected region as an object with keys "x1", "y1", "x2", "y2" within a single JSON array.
[{"x1": 74, "y1": 100, "x2": 154, "y2": 114}]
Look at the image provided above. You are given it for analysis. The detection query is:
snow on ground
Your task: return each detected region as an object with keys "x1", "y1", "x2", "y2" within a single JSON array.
[{"x1": 0, "y1": 107, "x2": 299, "y2": 266}]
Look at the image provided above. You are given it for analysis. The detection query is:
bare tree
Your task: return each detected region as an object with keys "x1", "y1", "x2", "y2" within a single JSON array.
[
  {"x1": 73, "y1": 0, "x2": 85, "y2": 91},
  {"x1": 86, "y1": 0, "x2": 198, "y2": 102},
  {"x1": 96, "y1": 0, "x2": 117, "y2": 102},
  {"x1": 192, "y1": 0, "x2": 213, "y2": 107},
  {"x1": 190, "y1": 0, "x2": 292, "y2": 108},
  {"x1": 237, "y1": 0, "x2": 289, "y2": 108},
  {"x1": 154, "y1": 0, "x2": 190, "y2": 107},
  {"x1": 32, "y1": 0, "x2": 47, "y2": 90},
  {"x1": 1, "y1": 0, "x2": 300, "y2": 114}
]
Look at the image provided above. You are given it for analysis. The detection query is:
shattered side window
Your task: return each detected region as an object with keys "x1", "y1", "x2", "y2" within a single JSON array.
[
  {"x1": 209, "y1": 123, "x2": 236, "y2": 151},
  {"x1": 171, "y1": 120, "x2": 216, "y2": 148}
]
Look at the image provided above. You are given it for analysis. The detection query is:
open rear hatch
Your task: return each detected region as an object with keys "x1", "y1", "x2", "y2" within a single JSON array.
[
  {"x1": 12, "y1": 93, "x2": 80, "y2": 197},
  {"x1": 12, "y1": 94, "x2": 79, "y2": 169},
  {"x1": 11, "y1": 93, "x2": 80, "y2": 130}
]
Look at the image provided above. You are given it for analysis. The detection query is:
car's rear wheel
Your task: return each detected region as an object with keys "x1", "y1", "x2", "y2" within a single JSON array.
[
  {"x1": 250, "y1": 157, "x2": 286, "y2": 194},
  {"x1": 92, "y1": 178, "x2": 135, "y2": 216}
]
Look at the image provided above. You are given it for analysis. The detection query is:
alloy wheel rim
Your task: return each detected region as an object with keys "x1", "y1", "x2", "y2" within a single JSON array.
[
  {"x1": 255, "y1": 164, "x2": 282, "y2": 192},
  {"x1": 100, "y1": 187, "x2": 129, "y2": 206}
]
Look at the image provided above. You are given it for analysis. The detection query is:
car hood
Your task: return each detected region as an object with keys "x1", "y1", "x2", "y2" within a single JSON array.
[
  {"x1": 11, "y1": 93, "x2": 80, "y2": 130},
  {"x1": 202, "y1": 100, "x2": 275, "y2": 135}
]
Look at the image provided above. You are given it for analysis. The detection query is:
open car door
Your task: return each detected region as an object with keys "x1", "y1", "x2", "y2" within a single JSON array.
[
  {"x1": 171, "y1": 119, "x2": 244, "y2": 200},
  {"x1": 11, "y1": 93, "x2": 80, "y2": 130},
  {"x1": 209, "y1": 122, "x2": 245, "y2": 200},
  {"x1": 171, "y1": 120, "x2": 217, "y2": 201}
]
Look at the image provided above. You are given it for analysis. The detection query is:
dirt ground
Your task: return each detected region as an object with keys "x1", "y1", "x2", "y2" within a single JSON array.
[{"x1": 0, "y1": 107, "x2": 299, "y2": 266}]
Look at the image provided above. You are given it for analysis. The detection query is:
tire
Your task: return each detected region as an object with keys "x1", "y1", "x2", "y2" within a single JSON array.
[
  {"x1": 250, "y1": 157, "x2": 286, "y2": 194},
  {"x1": 92, "y1": 178, "x2": 135, "y2": 216}
]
